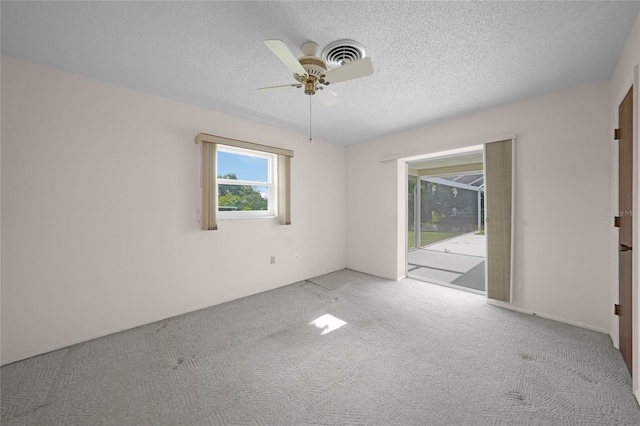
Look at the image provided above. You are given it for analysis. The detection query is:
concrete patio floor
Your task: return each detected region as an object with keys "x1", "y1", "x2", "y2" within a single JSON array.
[
  {"x1": 422, "y1": 233, "x2": 486, "y2": 257},
  {"x1": 407, "y1": 232, "x2": 486, "y2": 292}
]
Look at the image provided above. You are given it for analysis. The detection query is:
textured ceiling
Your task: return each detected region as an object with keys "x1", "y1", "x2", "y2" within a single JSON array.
[{"x1": 2, "y1": 1, "x2": 639, "y2": 146}]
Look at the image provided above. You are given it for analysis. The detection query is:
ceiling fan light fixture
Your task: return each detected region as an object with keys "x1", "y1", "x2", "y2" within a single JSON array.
[
  {"x1": 322, "y1": 39, "x2": 366, "y2": 69},
  {"x1": 304, "y1": 77, "x2": 317, "y2": 95}
]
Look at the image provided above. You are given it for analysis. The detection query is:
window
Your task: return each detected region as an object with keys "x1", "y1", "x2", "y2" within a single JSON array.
[
  {"x1": 217, "y1": 146, "x2": 275, "y2": 218},
  {"x1": 195, "y1": 133, "x2": 293, "y2": 230}
]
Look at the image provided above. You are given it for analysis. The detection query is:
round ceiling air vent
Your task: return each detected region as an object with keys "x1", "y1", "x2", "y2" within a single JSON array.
[{"x1": 322, "y1": 40, "x2": 366, "y2": 69}]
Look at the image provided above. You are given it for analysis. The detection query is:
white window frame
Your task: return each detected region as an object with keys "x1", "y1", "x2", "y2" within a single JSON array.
[
  {"x1": 195, "y1": 133, "x2": 293, "y2": 231},
  {"x1": 217, "y1": 145, "x2": 277, "y2": 219}
]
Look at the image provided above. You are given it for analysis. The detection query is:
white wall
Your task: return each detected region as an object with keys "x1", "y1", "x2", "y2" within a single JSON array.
[
  {"x1": 0, "y1": 57, "x2": 347, "y2": 364},
  {"x1": 347, "y1": 80, "x2": 612, "y2": 333},
  {"x1": 609, "y1": 13, "x2": 640, "y2": 403}
]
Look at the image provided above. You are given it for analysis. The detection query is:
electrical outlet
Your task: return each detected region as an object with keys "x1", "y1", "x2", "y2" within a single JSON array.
[
  {"x1": 197, "y1": 208, "x2": 201, "y2": 222},
  {"x1": 270, "y1": 256, "x2": 276, "y2": 265}
]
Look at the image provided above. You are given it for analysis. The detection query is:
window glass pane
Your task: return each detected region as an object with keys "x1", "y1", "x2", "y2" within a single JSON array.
[
  {"x1": 218, "y1": 150, "x2": 268, "y2": 182},
  {"x1": 218, "y1": 185, "x2": 268, "y2": 211}
]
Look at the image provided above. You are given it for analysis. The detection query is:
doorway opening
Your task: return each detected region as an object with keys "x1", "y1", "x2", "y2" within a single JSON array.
[{"x1": 406, "y1": 151, "x2": 485, "y2": 294}]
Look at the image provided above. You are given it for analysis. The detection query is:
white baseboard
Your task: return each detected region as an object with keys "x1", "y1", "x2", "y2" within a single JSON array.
[
  {"x1": 485, "y1": 299, "x2": 609, "y2": 334},
  {"x1": 1, "y1": 325, "x2": 147, "y2": 366},
  {"x1": 1, "y1": 295, "x2": 247, "y2": 365},
  {"x1": 396, "y1": 275, "x2": 406, "y2": 281},
  {"x1": 1, "y1": 278, "x2": 302, "y2": 366}
]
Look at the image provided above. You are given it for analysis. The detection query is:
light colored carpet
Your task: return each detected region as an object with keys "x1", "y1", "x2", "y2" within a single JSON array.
[{"x1": 2, "y1": 269, "x2": 639, "y2": 425}]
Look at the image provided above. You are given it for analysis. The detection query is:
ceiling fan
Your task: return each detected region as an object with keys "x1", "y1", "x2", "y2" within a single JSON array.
[{"x1": 259, "y1": 39, "x2": 374, "y2": 107}]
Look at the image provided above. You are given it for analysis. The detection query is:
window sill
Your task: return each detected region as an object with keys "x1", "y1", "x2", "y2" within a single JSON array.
[{"x1": 218, "y1": 215, "x2": 277, "y2": 221}]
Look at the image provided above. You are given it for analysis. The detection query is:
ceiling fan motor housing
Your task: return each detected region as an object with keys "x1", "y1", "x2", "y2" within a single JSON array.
[
  {"x1": 298, "y1": 41, "x2": 328, "y2": 85},
  {"x1": 297, "y1": 42, "x2": 328, "y2": 95},
  {"x1": 298, "y1": 57, "x2": 327, "y2": 80}
]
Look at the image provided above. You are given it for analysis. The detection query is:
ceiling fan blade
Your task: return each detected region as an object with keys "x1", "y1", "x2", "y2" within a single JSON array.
[
  {"x1": 315, "y1": 89, "x2": 339, "y2": 106},
  {"x1": 258, "y1": 84, "x2": 302, "y2": 92},
  {"x1": 325, "y1": 57, "x2": 373, "y2": 84},
  {"x1": 264, "y1": 40, "x2": 307, "y2": 77}
]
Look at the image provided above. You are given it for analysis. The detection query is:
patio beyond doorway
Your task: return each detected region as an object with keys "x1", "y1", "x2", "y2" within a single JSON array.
[
  {"x1": 407, "y1": 232, "x2": 486, "y2": 293},
  {"x1": 406, "y1": 150, "x2": 486, "y2": 293}
]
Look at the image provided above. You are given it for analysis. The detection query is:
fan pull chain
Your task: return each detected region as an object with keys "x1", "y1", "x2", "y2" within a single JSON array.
[{"x1": 309, "y1": 95, "x2": 313, "y2": 144}]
